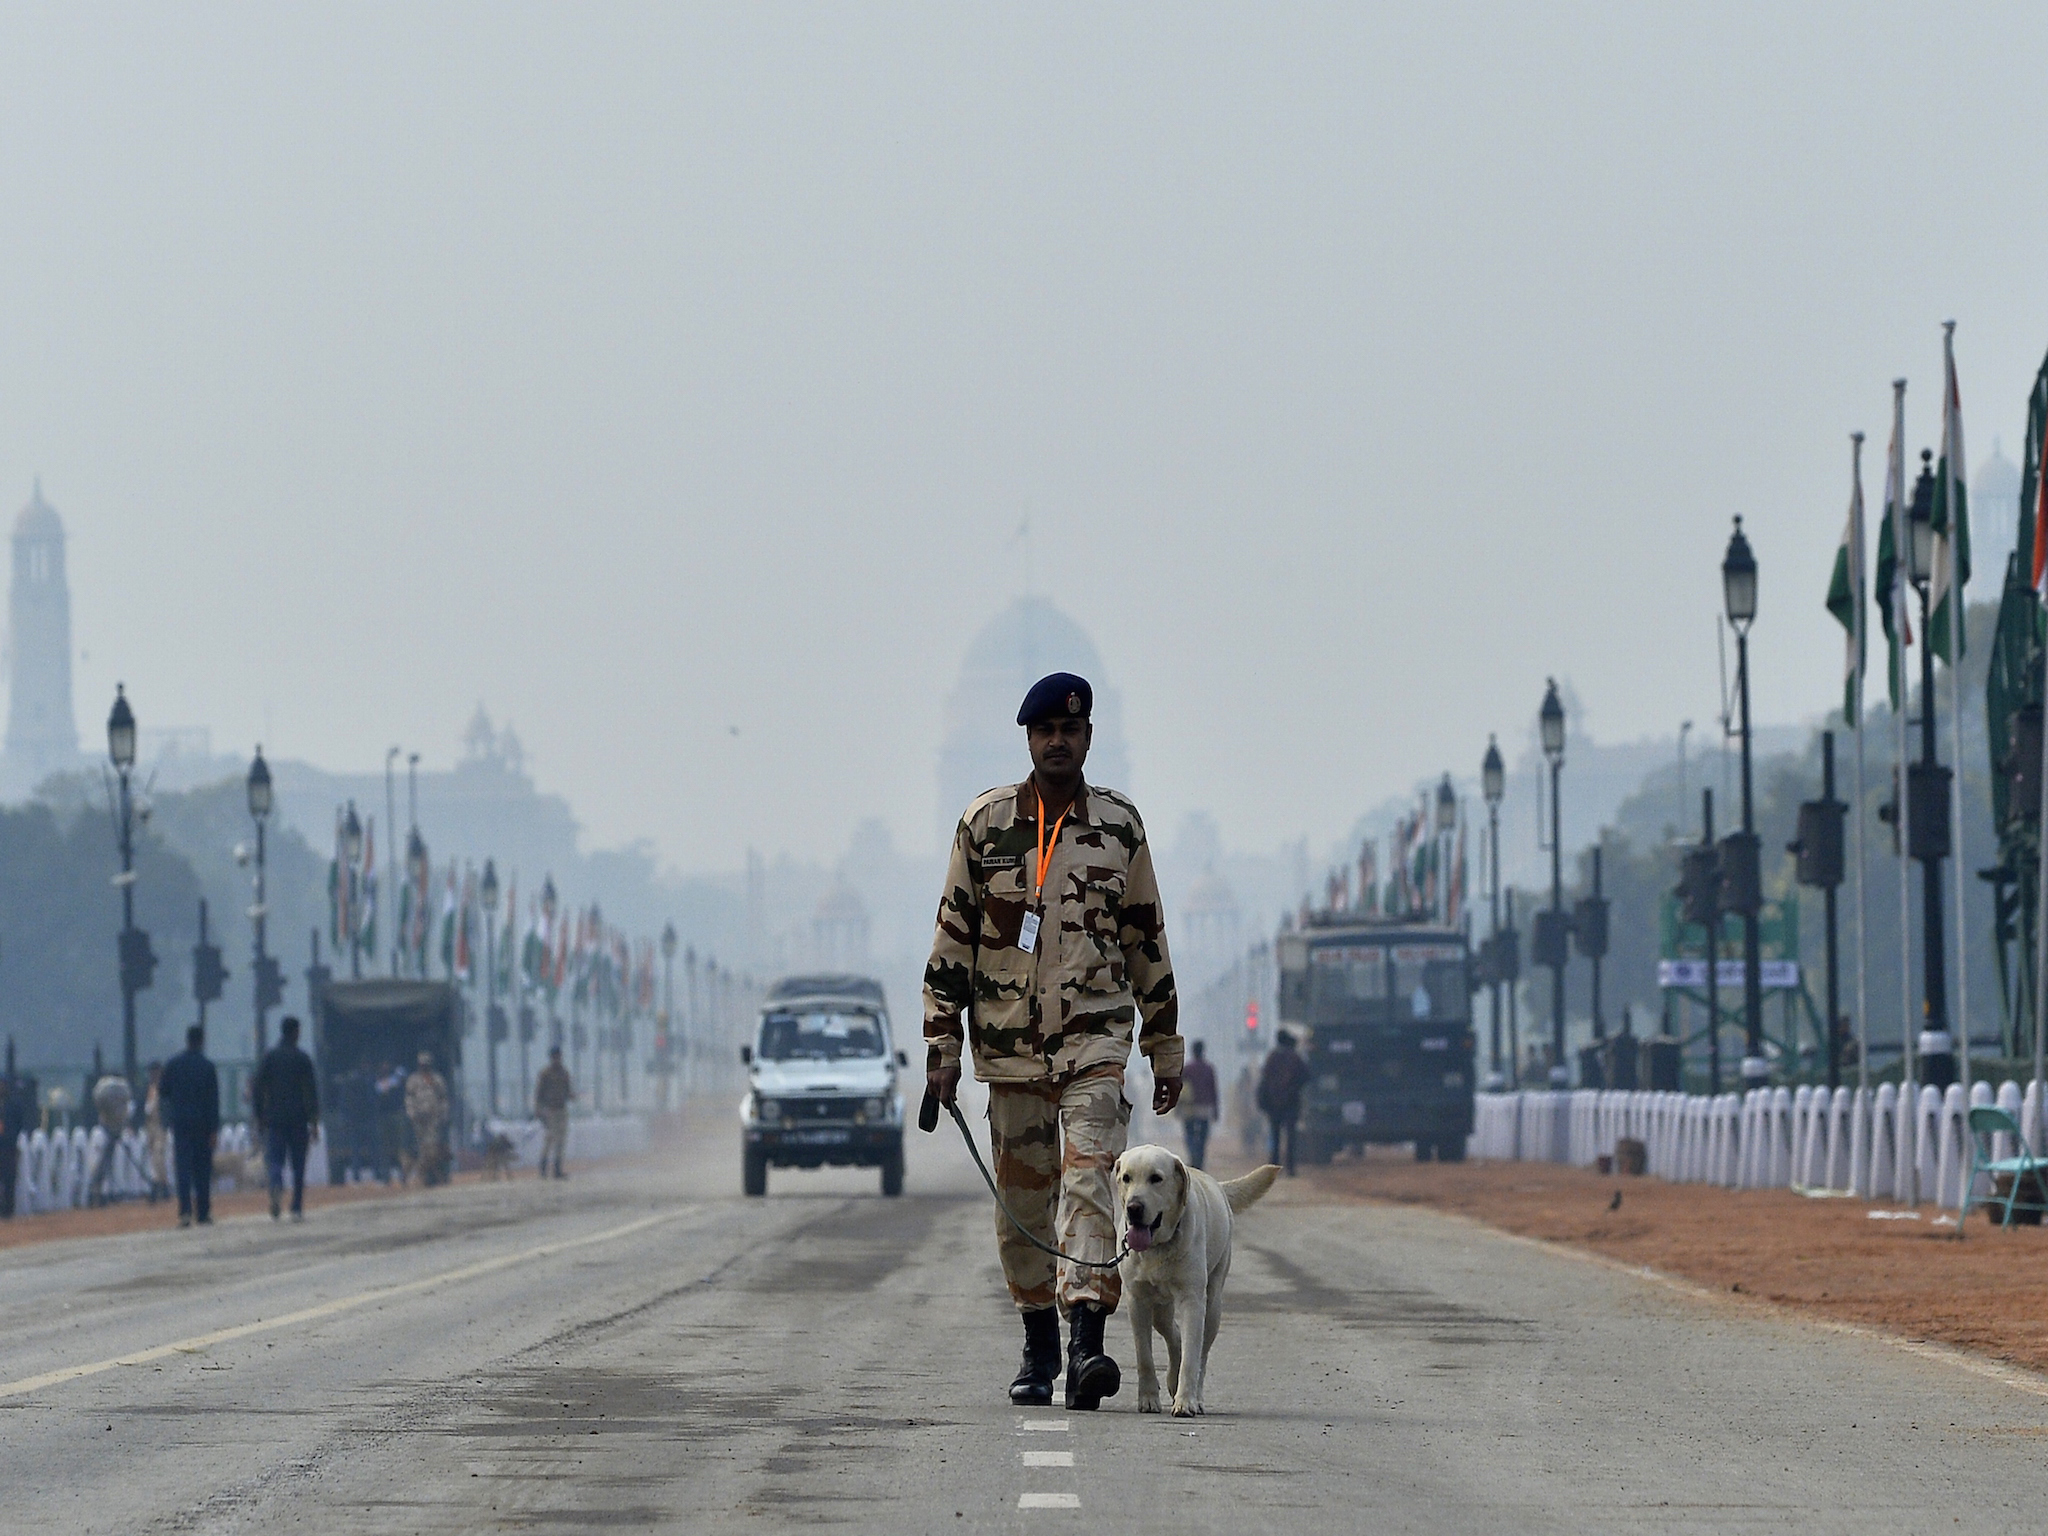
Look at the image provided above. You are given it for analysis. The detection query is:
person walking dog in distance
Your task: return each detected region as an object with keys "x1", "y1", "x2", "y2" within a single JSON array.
[
  {"x1": 1257, "y1": 1030, "x2": 1309, "y2": 1177},
  {"x1": 534, "y1": 1046, "x2": 573, "y2": 1179},
  {"x1": 160, "y1": 1025, "x2": 220, "y2": 1226},
  {"x1": 253, "y1": 1016, "x2": 320, "y2": 1221},
  {"x1": 1179, "y1": 1039, "x2": 1219, "y2": 1170},
  {"x1": 923, "y1": 671, "x2": 1183, "y2": 1411}
]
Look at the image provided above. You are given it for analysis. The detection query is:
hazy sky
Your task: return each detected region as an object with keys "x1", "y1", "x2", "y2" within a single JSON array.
[{"x1": 4, "y1": 4, "x2": 2046, "y2": 872}]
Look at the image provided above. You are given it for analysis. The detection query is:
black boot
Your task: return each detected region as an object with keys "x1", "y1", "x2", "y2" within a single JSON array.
[
  {"x1": 1063, "y1": 1302, "x2": 1121, "y2": 1411},
  {"x1": 1009, "y1": 1307, "x2": 1062, "y2": 1406}
]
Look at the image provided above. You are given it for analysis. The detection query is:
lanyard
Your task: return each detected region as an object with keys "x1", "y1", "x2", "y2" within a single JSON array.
[{"x1": 1033, "y1": 789, "x2": 1071, "y2": 903}]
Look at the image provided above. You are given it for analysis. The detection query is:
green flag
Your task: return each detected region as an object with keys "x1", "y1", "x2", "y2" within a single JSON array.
[
  {"x1": 1930, "y1": 322, "x2": 1970, "y2": 662},
  {"x1": 1826, "y1": 434, "x2": 1867, "y2": 725},
  {"x1": 1876, "y1": 383, "x2": 1911, "y2": 708}
]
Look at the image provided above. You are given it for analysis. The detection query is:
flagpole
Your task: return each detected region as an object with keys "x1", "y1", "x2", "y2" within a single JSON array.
[
  {"x1": 1944, "y1": 322, "x2": 1972, "y2": 1105},
  {"x1": 2035, "y1": 420, "x2": 2048, "y2": 1109},
  {"x1": 1852, "y1": 431, "x2": 1870, "y2": 1094}
]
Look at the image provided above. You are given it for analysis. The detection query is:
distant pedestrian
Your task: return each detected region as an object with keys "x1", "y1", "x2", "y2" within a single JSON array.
[
  {"x1": 534, "y1": 1047, "x2": 573, "y2": 1179},
  {"x1": 253, "y1": 1016, "x2": 320, "y2": 1221},
  {"x1": 0, "y1": 1072, "x2": 27, "y2": 1217},
  {"x1": 1179, "y1": 1041, "x2": 1219, "y2": 1170},
  {"x1": 160, "y1": 1026, "x2": 221, "y2": 1226},
  {"x1": 1257, "y1": 1031, "x2": 1309, "y2": 1177},
  {"x1": 374, "y1": 1061, "x2": 407, "y2": 1183},
  {"x1": 142, "y1": 1062, "x2": 169, "y2": 1203},
  {"x1": 404, "y1": 1052, "x2": 450, "y2": 1186},
  {"x1": 86, "y1": 1073, "x2": 133, "y2": 1206}
]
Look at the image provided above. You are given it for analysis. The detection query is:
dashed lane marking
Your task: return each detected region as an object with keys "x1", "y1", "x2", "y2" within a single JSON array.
[
  {"x1": 0, "y1": 1209, "x2": 686, "y2": 1400},
  {"x1": 1021, "y1": 1451, "x2": 1073, "y2": 1468},
  {"x1": 1019, "y1": 1493, "x2": 1081, "y2": 1509},
  {"x1": 1018, "y1": 1419, "x2": 1069, "y2": 1431}
]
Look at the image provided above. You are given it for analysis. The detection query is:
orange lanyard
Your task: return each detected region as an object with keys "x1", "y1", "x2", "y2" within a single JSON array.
[{"x1": 1034, "y1": 790, "x2": 1070, "y2": 904}]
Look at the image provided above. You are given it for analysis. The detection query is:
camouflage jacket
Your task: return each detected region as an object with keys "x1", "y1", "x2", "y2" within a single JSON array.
[{"x1": 923, "y1": 778, "x2": 1182, "y2": 1085}]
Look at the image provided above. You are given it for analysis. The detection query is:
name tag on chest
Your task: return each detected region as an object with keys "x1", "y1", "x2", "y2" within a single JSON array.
[{"x1": 1018, "y1": 909, "x2": 1043, "y2": 955}]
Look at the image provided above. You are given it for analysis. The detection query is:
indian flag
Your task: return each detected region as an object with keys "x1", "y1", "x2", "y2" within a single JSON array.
[
  {"x1": 1875, "y1": 382, "x2": 1913, "y2": 708},
  {"x1": 1929, "y1": 322, "x2": 1970, "y2": 663},
  {"x1": 1826, "y1": 434, "x2": 1868, "y2": 726}
]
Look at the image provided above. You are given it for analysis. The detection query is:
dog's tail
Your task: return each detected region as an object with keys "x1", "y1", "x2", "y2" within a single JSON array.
[{"x1": 1221, "y1": 1164, "x2": 1282, "y2": 1213}]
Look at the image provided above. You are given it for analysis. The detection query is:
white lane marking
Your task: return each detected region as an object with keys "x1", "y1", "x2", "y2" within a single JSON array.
[
  {"x1": 0, "y1": 1209, "x2": 684, "y2": 1400},
  {"x1": 1019, "y1": 1493, "x2": 1080, "y2": 1509},
  {"x1": 1021, "y1": 1450, "x2": 1073, "y2": 1467},
  {"x1": 1018, "y1": 1419, "x2": 1069, "y2": 1431}
]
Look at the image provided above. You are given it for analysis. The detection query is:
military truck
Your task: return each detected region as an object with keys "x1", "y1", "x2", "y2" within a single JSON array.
[
  {"x1": 1275, "y1": 916, "x2": 1476, "y2": 1163},
  {"x1": 739, "y1": 973, "x2": 908, "y2": 1198},
  {"x1": 312, "y1": 979, "x2": 465, "y2": 1184}
]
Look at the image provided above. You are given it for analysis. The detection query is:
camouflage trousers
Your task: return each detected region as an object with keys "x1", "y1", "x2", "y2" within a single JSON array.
[{"x1": 987, "y1": 1066, "x2": 1130, "y2": 1314}]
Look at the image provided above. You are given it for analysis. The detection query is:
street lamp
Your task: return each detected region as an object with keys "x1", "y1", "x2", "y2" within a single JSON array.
[
  {"x1": 1722, "y1": 517, "x2": 1768, "y2": 1089},
  {"x1": 480, "y1": 858, "x2": 500, "y2": 1117},
  {"x1": 660, "y1": 921, "x2": 679, "y2": 1111},
  {"x1": 1540, "y1": 679, "x2": 1568, "y2": 1087},
  {"x1": 247, "y1": 747, "x2": 278, "y2": 1057},
  {"x1": 1481, "y1": 737, "x2": 1506, "y2": 1090},
  {"x1": 1905, "y1": 451, "x2": 1955, "y2": 1085},
  {"x1": 107, "y1": 686, "x2": 148, "y2": 1085}
]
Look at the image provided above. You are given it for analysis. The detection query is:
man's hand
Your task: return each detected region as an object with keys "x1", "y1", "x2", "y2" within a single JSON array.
[
  {"x1": 928, "y1": 1064, "x2": 960, "y2": 1109},
  {"x1": 1153, "y1": 1076, "x2": 1182, "y2": 1116}
]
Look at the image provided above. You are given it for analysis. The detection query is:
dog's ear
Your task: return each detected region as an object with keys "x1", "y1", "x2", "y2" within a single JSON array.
[{"x1": 1172, "y1": 1154, "x2": 1189, "y2": 1218}]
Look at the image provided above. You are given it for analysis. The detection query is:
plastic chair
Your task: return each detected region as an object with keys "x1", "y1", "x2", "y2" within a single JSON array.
[{"x1": 1960, "y1": 1106, "x2": 2048, "y2": 1233}]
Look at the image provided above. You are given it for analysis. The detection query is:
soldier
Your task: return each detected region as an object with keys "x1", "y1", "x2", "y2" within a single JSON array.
[
  {"x1": 405, "y1": 1051, "x2": 450, "y2": 1186},
  {"x1": 534, "y1": 1046, "x2": 573, "y2": 1179},
  {"x1": 924, "y1": 671, "x2": 1183, "y2": 1411}
]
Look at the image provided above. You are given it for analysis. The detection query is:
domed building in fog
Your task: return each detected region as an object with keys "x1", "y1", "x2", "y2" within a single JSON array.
[
  {"x1": 4, "y1": 482, "x2": 80, "y2": 794},
  {"x1": 936, "y1": 597, "x2": 1131, "y2": 836}
]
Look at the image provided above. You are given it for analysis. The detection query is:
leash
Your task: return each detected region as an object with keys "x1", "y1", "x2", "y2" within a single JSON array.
[{"x1": 922, "y1": 1090, "x2": 1129, "y2": 1270}]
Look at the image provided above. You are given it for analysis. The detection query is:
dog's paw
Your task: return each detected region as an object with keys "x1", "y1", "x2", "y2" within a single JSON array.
[
  {"x1": 1137, "y1": 1389, "x2": 1163, "y2": 1413},
  {"x1": 1170, "y1": 1397, "x2": 1203, "y2": 1418}
]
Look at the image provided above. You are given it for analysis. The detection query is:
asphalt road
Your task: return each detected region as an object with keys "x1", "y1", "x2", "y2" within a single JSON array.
[{"x1": 1, "y1": 1104, "x2": 2045, "y2": 1534}]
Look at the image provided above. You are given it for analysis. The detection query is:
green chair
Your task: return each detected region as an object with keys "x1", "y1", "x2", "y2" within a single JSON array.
[{"x1": 1960, "y1": 1106, "x2": 2048, "y2": 1233}]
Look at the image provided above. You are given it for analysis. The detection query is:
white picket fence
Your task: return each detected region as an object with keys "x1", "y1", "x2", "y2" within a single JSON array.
[
  {"x1": 3, "y1": 1112, "x2": 650, "y2": 1215},
  {"x1": 1471, "y1": 1081, "x2": 2044, "y2": 1210}
]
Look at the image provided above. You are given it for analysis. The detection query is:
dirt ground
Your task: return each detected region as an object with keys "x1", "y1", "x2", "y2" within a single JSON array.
[{"x1": 1224, "y1": 1143, "x2": 2048, "y2": 1376}]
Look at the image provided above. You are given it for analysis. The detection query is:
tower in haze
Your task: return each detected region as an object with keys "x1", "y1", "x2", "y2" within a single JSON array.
[
  {"x1": 937, "y1": 596, "x2": 1131, "y2": 837},
  {"x1": 5, "y1": 483, "x2": 78, "y2": 787}
]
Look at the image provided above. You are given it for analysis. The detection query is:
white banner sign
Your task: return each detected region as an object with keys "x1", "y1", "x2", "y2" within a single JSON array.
[{"x1": 1657, "y1": 959, "x2": 1799, "y2": 990}]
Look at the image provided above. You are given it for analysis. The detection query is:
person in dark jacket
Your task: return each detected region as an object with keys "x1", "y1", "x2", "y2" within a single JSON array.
[
  {"x1": 1178, "y1": 1040, "x2": 1220, "y2": 1170},
  {"x1": 252, "y1": 1015, "x2": 320, "y2": 1221},
  {"x1": 1256, "y1": 1031, "x2": 1309, "y2": 1177},
  {"x1": 159, "y1": 1025, "x2": 221, "y2": 1226}
]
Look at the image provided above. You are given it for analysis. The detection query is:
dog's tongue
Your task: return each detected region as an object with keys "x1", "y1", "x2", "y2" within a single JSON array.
[{"x1": 1126, "y1": 1224, "x2": 1152, "y2": 1252}]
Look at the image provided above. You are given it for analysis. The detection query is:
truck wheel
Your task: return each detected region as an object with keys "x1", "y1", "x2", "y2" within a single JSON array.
[
  {"x1": 1436, "y1": 1137, "x2": 1467, "y2": 1164},
  {"x1": 743, "y1": 1146, "x2": 768, "y2": 1197},
  {"x1": 880, "y1": 1149, "x2": 904, "y2": 1197},
  {"x1": 1413, "y1": 1140, "x2": 1435, "y2": 1163}
]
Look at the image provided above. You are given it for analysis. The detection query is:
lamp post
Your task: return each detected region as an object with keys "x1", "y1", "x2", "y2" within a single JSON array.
[
  {"x1": 661, "y1": 922, "x2": 678, "y2": 1109},
  {"x1": 247, "y1": 747, "x2": 277, "y2": 1057},
  {"x1": 1540, "y1": 679, "x2": 1567, "y2": 1087},
  {"x1": 107, "y1": 685, "x2": 147, "y2": 1086},
  {"x1": 1722, "y1": 517, "x2": 1768, "y2": 1089},
  {"x1": 480, "y1": 859, "x2": 500, "y2": 1117},
  {"x1": 1482, "y1": 737, "x2": 1506, "y2": 1089},
  {"x1": 1905, "y1": 450, "x2": 1955, "y2": 1086}
]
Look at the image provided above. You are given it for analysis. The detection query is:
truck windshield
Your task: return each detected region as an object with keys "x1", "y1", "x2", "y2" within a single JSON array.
[{"x1": 758, "y1": 1010, "x2": 886, "y2": 1062}]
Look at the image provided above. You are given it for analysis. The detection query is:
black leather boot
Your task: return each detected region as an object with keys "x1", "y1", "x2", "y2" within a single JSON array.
[
  {"x1": 1009, "y1": 1307, "x2": 1062, "y2": 1406},
  {"x1": 1063, "y1": 1302, "x2": 1121, "y2": 1410}
]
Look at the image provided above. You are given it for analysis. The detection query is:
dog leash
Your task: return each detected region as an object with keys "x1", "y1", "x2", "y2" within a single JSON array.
[{"x1": 922, "y1": 1090, "x2": 1129, "y2": 1270}]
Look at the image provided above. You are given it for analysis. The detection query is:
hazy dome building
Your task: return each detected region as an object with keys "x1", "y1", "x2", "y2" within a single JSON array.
[
  {"x1": 937, "y1": 596, "x2": 1131, "y2": 837},
  {"x1": 5, "y1": 483, "x2": 79, "y2": 791}
]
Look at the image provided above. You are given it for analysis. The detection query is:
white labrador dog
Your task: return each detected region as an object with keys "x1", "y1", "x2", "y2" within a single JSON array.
[{"x1": 1114, "y1": 1144, "x2": 1280, "y2": 1416}]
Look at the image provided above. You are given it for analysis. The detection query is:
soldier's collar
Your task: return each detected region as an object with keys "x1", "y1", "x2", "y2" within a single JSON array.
[{"x1": 1018, "y1": 778, "x2": 1091, "y2": 828}]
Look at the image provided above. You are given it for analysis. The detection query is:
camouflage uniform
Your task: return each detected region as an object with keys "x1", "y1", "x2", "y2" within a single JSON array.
[
  {"x1": 404, "y1": 1063, "x2": 450, "y2": 1186},
  {"x1": 924, "y1": 779, "x2": 1181, "y2": 1312}
]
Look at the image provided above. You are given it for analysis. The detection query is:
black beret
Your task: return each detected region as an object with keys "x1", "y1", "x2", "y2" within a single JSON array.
[{"x1": 1017, "y1": 672, "x2": 1093, "y2": 726}]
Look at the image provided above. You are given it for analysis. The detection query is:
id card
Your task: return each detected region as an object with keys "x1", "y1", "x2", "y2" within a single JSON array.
[{"x1": 1018, "y1": 908, "x2": 1042, "y2": 954}]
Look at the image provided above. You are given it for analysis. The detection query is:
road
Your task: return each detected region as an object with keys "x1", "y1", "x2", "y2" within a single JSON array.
[{"x1": 0, "y1": 1107, "x2": 2044, "y2": 1534}]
